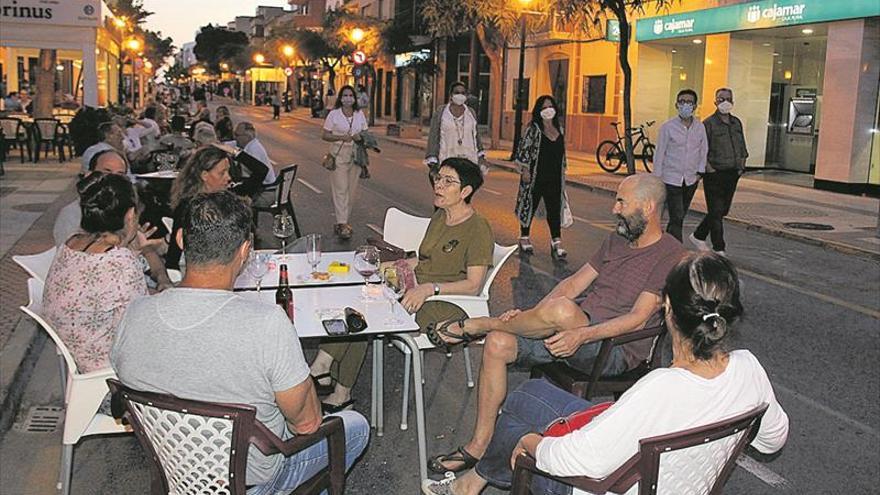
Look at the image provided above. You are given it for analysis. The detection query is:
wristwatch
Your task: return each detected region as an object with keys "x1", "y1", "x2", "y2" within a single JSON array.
[{"x1": 433, "y1": 283, "x2": 440, "y2": 296}]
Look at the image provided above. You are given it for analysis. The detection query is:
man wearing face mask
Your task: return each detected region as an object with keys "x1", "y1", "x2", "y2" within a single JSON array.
[
  {"x1": 690, "y1": 88, "x2": 748, "y2": 256},
  {"x1": 425, "y1": 81, "x2": 489, "y2": 178},
  {"x1": 652, "y1": 88, "x2": 708, "y2": 242}
]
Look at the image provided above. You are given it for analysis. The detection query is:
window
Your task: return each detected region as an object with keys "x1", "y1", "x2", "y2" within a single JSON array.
[
  {"x1": 512, "y1": 78, "x2": 530, "y2": 110},
  {"x1": 582, "y1": 75, "x2": 606, "y2": 114}
]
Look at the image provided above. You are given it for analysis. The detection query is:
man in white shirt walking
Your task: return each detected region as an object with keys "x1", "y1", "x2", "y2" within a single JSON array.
[{"x1": 652, "y1": 89, "x2": 708, "y2": 241}]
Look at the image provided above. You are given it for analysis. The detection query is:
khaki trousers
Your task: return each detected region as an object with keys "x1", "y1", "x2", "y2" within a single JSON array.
[{"x1": 329, "y1": 142, "x2": 360, "y2": 225}]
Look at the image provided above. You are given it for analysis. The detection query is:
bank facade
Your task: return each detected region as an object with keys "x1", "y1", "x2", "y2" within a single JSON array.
[{"x1": 506, "y1": 0, "x2": 880, "y2": 194}]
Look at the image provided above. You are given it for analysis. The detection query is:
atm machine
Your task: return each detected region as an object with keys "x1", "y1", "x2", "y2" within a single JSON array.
[{"x1": 781, "y1": 86, "x2": 820, "y2": 173}]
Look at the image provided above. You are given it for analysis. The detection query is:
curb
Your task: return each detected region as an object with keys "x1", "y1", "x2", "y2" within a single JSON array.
[
  {"x1": 277, "y1": 109, "x2": 880, "y2": 261},
  {"x1": 0, "y1": 318, "x2": 46, "y2": 437}
]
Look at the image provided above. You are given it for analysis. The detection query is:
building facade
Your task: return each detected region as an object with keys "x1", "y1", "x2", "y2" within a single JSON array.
[
  {"x1": 508, "y1": 0, "x2": 880, "y2": 194},
  {"x1": 0, "y1": 0, "x2": 122, "y2": 107}
]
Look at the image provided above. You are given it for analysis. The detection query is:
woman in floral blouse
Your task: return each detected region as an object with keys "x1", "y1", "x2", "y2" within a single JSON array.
[{"x1": 44, "y1": 173, "x2": 148, "y2": 373}]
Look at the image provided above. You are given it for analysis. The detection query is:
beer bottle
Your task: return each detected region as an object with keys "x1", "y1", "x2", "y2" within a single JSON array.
[{"x1": 275, "y1": 264, "x2": 294, "y2": 320}]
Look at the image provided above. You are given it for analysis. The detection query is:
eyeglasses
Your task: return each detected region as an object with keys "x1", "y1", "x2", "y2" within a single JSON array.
[{"x1": 432, "y1": 174, "x2": 461, "y2": 188}]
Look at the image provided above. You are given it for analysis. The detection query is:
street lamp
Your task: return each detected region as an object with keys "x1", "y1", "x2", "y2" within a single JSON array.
[
  {"x1": 510, "y1": 0, "x2": 534, "y2": 160},
  {"x1": 281, "y1": 45, "x2": 295, "y2": 111},
  {"x1": 253, "y1": 53, "x2": 266, "y2": 65},
  {"x1": 123, "y1": 38, "x2": 143, "y2": 108},
  {"x1": 350, "y1": 28, "x2": 365, "y2": 44}
]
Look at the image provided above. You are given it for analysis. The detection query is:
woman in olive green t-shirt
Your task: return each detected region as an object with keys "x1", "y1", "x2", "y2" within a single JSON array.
[{"x1": 310, "y1": 158, "x2": 495, "y2": 413}]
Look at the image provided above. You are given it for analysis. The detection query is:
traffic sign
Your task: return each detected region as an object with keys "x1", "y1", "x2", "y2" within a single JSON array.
[
  {"x1": 284, "y1": 67, "x2": 294, "y2": 77},
  {"x1": 352, "y1": 50, "x2": 367, "y2": 65}
]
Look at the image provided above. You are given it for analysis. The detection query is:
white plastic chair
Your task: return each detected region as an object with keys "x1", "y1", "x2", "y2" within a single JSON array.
[
  {"x1": 12, "y1": 246, "x2": 57, "y2": 281},
  {"x1": 382, "y1": 207, "x2": 518, "y2": 430},
  {"x1": 19, "y1": 278, "x2": 129, "y2": 495},
  {"x1": 13, "y1": 246, "x2": 67, "y2": 390}
]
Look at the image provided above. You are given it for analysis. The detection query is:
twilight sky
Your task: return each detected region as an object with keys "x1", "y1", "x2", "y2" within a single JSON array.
[{"x1": 141, "y1": 0, "x2": 291, "y2": 48}]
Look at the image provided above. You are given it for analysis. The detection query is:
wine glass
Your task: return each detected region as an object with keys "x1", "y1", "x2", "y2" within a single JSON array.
[
  {"x1": 273, "y1": 213, "x2": 295, "y2": 253},
  {"x1": 306, "y1": 233, "x2": 322, "y2": 273},
  {"x1": 383, "y1": 266, "x2": 406, "y2": 325},
  {"x1": 353, "y1": 245, "x2": 380, "y2": 300},
  {"x1": 247, "y1": 252, "x2": 271, "y2": 292}
]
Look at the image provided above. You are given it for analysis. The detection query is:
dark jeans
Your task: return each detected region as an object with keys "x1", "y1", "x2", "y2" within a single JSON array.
[
  {"x1": 521, "y1": 180, "x2": 563, "y2": 239},
  {"x1": 664, "y1": 180, "x2": 699, "y2": 242},
  {"x1": 475, "y1": 379, "x2": 590, "y2": 493},
  {"x1": 272, "y1": 105, "x2": 281, "y2": 119},
  {"x1": 694, "y1": 170, "x2": 740, "y2": 251},
  {"x1": 513, "y1": 336, "x2": 629, "y2": 377}
]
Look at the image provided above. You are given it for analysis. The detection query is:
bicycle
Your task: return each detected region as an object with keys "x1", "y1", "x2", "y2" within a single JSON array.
[{"x1": 596, "y1": 120, "x2": 655, "y2": 173}]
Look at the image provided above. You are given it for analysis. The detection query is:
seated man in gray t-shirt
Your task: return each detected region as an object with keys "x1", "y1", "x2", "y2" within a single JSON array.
[{"x1": 111, "y1": 191, "x2": 368, "y2": 490}]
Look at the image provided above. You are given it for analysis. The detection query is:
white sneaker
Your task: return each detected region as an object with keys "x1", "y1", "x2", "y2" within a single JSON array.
[
  {"x1": 715, "y1": 250, "x2": 727, "y2": 257},
  {"x1": 422, "y1": 472, "x2": 457, "y2": 495},
  {"x1": 688, "y1": 233, "x2": 710, "y2": 252}
]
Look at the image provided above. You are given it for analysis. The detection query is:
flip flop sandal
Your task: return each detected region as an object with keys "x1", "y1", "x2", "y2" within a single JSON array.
[
  {"x1": 321, "y1": 399, "x2": 355, "y2": 414},
  {"x1": 311, "y1": 373, "x2": 334, "y2": 396},
  {"x1": 427, "y1": 446, "x2": 480, "y2": 474},
  {"x1": 425, "y1": 318, "x2": 479, "y2": 348}
]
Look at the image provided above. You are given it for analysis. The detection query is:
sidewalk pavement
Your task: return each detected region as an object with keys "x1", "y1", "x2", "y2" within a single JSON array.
[
  {"x1": 0, "y1": 159, "x2": 80, "y2": 433},
  {"x1": 244, "y1": 102, "x2": 880, "y2": 259}
]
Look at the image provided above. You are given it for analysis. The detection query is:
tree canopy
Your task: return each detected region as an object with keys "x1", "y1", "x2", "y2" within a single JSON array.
[{"x1": 193, "y1": 24, "x2": 250, "y2": 74}]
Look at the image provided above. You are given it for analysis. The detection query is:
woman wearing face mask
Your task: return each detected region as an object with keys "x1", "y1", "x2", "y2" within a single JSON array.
[
  {"x1": 513, "y1": 95, "x2": 572, "y2": 259},
  {"x1": 652, "y1": 88, "x2": 708, "y2": 242},
  {"x1": 322, "y1": 85, "x2": 368, "y2": 240},
  {"x1": 425, "y1": 81, "x2": 488, "y2": 181}
]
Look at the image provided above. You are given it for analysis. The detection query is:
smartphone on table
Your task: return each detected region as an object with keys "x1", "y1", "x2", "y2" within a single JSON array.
[{"x1": 322, "y1": 319, "x2": 348, "y2": 336}]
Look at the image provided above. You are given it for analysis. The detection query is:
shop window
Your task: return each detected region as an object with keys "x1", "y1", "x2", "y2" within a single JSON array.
[
  {"x1": 512, "y1": 78, "x2": 530, "y2": 110},
  {"x1": 582, "y1": 75, "x2": 606, "y2": 114}
]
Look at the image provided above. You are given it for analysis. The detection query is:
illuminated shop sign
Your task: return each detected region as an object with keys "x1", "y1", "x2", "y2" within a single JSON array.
[{"x1": 636, "y1": 0, "x2": 880, "y2": 41}]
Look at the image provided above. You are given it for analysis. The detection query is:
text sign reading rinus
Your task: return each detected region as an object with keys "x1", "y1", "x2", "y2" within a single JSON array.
[
  {"x1": 636, "y1": 0, "x2": 880, "y2": 41},
  {"x1": 0, "y1": 0, "x2": 102, "y2": 28}
]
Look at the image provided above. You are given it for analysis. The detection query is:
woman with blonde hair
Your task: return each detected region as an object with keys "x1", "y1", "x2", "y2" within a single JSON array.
[{"x1": 166, "y1": 144, "x2": 267, "y2": 268}]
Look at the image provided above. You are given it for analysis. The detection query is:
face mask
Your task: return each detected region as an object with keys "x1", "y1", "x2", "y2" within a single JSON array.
[
  {"x1": 540, "y1": 107, "x2": 556, "y2": 120},
  {"x1": 677, "y1": 102, "x2": 695, "y2": 119},
  {"x1": 717, "y1": 101, "x2": 734, "y2": 114},
  {"x1": 451, "y1": 94, "x2": 467, "y2": 106},
  {"x1": 341, "y1": 96, "x2": 355, "y2": 105}
]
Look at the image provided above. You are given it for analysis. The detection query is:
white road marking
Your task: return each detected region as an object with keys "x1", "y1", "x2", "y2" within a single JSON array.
[
  {"x1": 774, "y1": 382, "x2": 878, "y2": 438},
  {"x1": 482, "y1": 188, "x2": 502, "y2": 196},
  {"x1": 736, "y1": 455, "x2": 791, "y2": 490},
  {"x1": 296, "y1": 178, "x2": 322, "y2": 194},
  {"x1": 737, "y1": 267, "x2": 880, "y2": 319},
  {"x1": 367, "y1": 223, "x2": 384, "y2": 236}
]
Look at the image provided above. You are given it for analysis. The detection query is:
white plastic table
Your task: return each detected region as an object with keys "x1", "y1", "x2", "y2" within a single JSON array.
[
  {"x1": 234, "y1": 251, "x2": 367, "y2": 290},
  {"x1": 239, "y1": 285, "x2": 431, "y2": 482}
]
